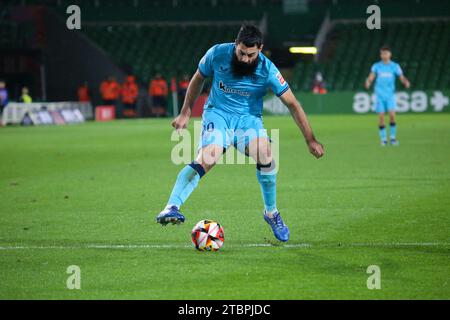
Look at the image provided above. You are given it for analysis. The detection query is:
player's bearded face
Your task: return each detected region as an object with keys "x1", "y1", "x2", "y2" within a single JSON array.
[{"x1": 232, "y1": 47, "x2": 260, "y2": 77}]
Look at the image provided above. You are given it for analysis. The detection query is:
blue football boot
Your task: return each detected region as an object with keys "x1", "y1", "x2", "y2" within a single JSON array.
[
  {"x1": 264, "y1": 211, "x2": 290, "y2": 242},
  {"x1": 156, "y1": 206, "x2": 185, "y2": 226},
  {"x1": 390, "y1": 139, "x2": 399, "y2": 146}
]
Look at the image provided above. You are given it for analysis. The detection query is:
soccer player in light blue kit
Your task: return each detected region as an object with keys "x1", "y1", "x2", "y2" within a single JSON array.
[
  {"x1": 156, "y1": 25, "x2": 324, "y2": 242},
  {"x1": 365, "y1": 46, "x2": 410, "y2": 146}
]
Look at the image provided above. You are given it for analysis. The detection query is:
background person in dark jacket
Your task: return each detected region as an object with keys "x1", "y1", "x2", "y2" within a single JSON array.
[{"x1": 0, "y1": 81, "x2": 8, "y2": 114}]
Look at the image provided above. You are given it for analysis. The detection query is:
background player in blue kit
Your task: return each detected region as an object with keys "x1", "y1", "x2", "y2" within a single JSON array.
[
  {"x1": 156, "y1": 24, "x2": 324, "y2": 242},
  {"x1": 365, "y1": 46, "x2": 410, "y2": 146}
]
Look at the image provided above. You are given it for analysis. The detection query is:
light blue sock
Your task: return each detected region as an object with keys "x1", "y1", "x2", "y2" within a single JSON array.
[
  {"x1": 256, "y1": 161, "x2": 277, "y2": 213},
  {"x1": 390, "y1": 122, "x2": 397, "y2": 140},
  {"x1": 379, "y1": 126, "x2": 387, "y2": 142},
  {"x1": 167, "y1": 162, "x2": 205, "y2": 208}
]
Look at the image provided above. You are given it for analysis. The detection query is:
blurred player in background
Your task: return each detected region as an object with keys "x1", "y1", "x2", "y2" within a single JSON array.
[
  {"x1": 365, "y1": 46, "x2": 410, "y2": 146},
  {"x1": 156, "y1": 24, "x2": 324, "y2": 242}
]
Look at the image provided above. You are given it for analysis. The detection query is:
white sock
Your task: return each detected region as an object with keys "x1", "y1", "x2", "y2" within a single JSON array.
[{"x1": 265, "y1": 209, "x2": 278, "y2": 218}]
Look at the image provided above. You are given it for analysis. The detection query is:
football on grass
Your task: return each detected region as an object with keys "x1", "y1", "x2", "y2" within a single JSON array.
[{"x1": 191, "y1": 220, "x2": 225, "y2": 251}]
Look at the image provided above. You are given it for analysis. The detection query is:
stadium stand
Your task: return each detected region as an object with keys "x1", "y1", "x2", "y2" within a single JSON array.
[
  {"x1": 82, "y1": 24, "x2": 240, "y2": 83},
  {"x1": 0, "y1": 6, "x2": 33, "y2": 49},
  {"x1": 2, "y1": 0, "x2": 449, "y2": 97}
]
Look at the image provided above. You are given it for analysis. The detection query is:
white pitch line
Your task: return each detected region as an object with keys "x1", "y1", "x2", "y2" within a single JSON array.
[
  {"x1": 0, "y1": 242, "x2": 448, "y2": 250},
  {"x1": 0, "y1": 244, "x2": 191, "y2": 250}
]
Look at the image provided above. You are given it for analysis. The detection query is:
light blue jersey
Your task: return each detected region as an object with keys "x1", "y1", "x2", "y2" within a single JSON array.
[
  {"x1": 196, "y1": 43, "x2": 289, "y2": 152},
  {"x1": 198, "y1": 42, "x2": 289, "y2": 117},
  {"x1": 371, "y1": 60, "x2": 403, "y2": 113},
  {"x1": 371, "y1": 60, "x2": 403, "y2": 98}
]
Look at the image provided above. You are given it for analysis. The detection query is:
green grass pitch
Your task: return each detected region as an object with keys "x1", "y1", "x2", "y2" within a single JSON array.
[{"x1": 0, "y1": 114, "x2": 449, "y2": 299}]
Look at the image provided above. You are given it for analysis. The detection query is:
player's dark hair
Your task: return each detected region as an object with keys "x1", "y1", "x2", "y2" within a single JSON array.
[
  {"x1": 236, "y1": 24, "x2": 263, "y2": 48},
  {"x1": 380, "y1": 45, "x2": 391, "y2": 52}
]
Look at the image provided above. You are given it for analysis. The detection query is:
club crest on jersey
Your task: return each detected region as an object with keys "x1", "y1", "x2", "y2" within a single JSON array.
[
  {"x1": 276, "y1": 72, "x2": 285, "y2": 85},
  {"x1": 249, "y1": 74, "x2": 259, "y2": 82}
]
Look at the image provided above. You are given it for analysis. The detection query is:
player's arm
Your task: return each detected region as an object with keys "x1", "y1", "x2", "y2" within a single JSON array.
[
  {"x1": 365, "y1": 72, "x2": 376, "y2": 89},
  {"x1": 395, "y1": 63, "x2": 410, "y2": 89},
  {"x1": 171, "y1": 70, "x2": 205, "y2": 131},
  {"x1": 279, "y1": 88, "x2": 324, "y2": 159},
  {"x1": 399, "y1": 74, "x2": 410, "y2": 89}
]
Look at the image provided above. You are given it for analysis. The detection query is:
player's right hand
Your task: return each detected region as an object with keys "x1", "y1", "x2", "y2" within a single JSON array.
[
  {"x1": 308, "y1": 140, "x2": 324, "y2": 159},
  {"x1": 171, "y1": 113, "x2": 190, "y2": 133}
]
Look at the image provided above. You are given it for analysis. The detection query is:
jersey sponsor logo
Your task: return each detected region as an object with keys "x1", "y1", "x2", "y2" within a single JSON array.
[
  {"x1": 378, "y1": 72, "x2": 394, "y2": 78},
  {"x1": 219, "y1": 81, "x2": 251, "y2": 97},
  {"x1": 276, "y1": 72, "x2": 285, "y2": 85}
]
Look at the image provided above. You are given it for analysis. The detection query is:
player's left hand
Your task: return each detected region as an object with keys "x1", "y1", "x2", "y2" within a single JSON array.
[
  {"x1": 308, "y1": 140, "x2": 324, "y2": 159},
  {"x1": 404, "y1": 81, "x2": 411, "y2": 89}
]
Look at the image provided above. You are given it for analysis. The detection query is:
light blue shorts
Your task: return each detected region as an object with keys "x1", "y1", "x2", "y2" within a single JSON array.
[
  {"x1": 375, "y1": 94, "x2": 397, "y2": 113},
  {"x1": 199, "y1": 107, "x2": 268, "y2": 154}
]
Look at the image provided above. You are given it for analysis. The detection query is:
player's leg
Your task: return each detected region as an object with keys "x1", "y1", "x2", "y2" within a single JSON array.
[
  {"x1": 378, "y1": 112, "x2": 387, "y2": 145},
  {"x1": 376, "y1": 97, "x2": 388, "y2": 146},
  {"x1": 156, "y1": 111, "x2": 228, "y2": 225},
  {"x1": 167, "y1": 143, "x2": 223, "y2": 207},
  {"x1": 157, "y1": 144, "x2": 224, "y2": 225},
  {"x1": 238, "y1": 116, "x2": 289, "y2": 242},
  {"x1": 389, "y1": 111, "x2": 398, "y2": 145},
  {"x1": 388, "y1": 96, "x2": 398, "y2": 145},
  {"x1": 247, "y1": 137, "x2": 276, "y2": 213}
]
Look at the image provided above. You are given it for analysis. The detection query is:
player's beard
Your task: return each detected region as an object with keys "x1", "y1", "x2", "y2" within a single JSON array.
[{"x1": 231, "y1": 52, "x2": 259, "y2": 77}]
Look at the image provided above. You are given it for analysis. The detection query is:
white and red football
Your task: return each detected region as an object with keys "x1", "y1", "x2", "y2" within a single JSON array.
[{"x1": 191, "y1": 220, "x2": 225, "y2": 251}]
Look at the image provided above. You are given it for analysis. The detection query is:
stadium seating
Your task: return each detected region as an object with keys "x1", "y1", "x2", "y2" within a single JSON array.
[
  {"x1": 82, "y1": 24, "x2": 240, "y2": 83},
  {"x1": 7, "y1": 0, "x2": 279, "y2": 22},
  {"x1": 292, "y1": 20, "x2": 450, "y2": 91},
  {"x1": 0, "y1": 6, "x2": 35, "y2": 49}
]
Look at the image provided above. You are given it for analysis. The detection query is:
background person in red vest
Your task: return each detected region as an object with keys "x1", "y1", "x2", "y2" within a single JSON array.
[
  {"x1": 100, "y1": 76, "x2": 121, "y2": 106},
  {"x1": 77, "y1": 81, "x2": 91, "y2": 102},
  {"x1": 121, "y1": 75, "x2": 139, "y2": 117},
  {"x1": 148, "y1": 73, "x2": 168, "y2": 117}
]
